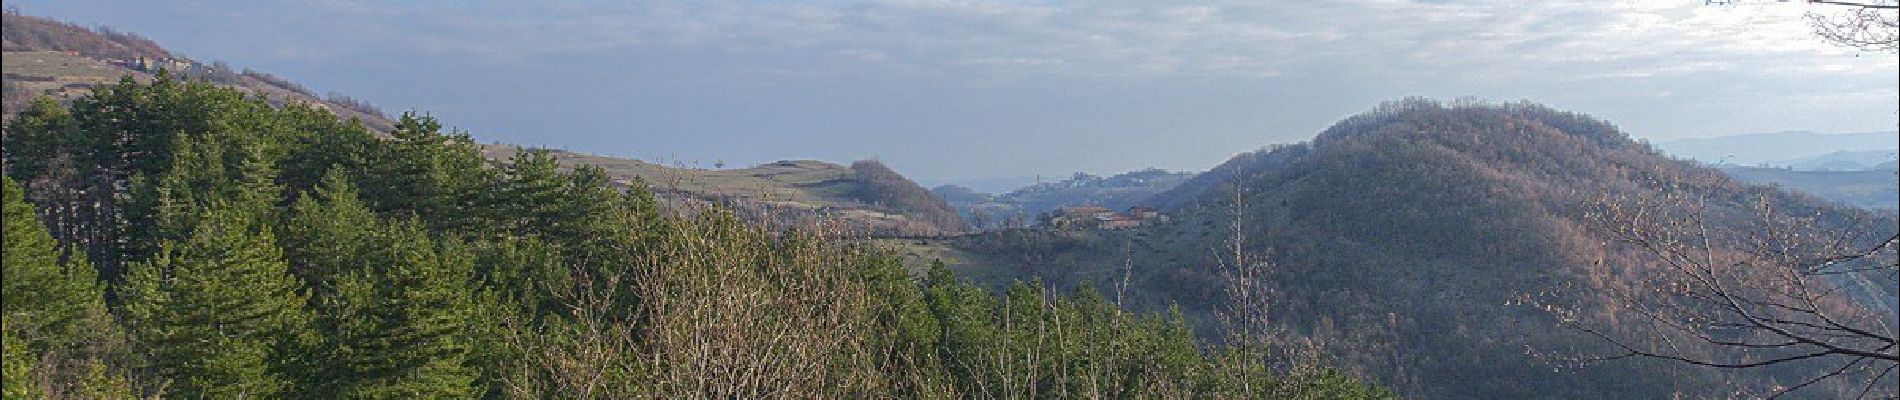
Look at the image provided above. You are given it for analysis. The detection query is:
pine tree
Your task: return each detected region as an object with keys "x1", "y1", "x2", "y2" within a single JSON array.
[
  {"x1": 2, "y1": 175, "x2": 115, "y2": 397},
  {"x1": 319, "y1": 219, "x2": 480, "y2": 398},
  {"x1": 283, "y1": 170, "x2": 378, "y2": 290},
  {"x1": 2, "y1": 331, "x2": 32, "y2": 399},
  {"x1": 360, "y1": 113, "x2": 494, "y2": 234},
  {"x1": 118, "y1": 202, "x2": 315, "y2": 399}
]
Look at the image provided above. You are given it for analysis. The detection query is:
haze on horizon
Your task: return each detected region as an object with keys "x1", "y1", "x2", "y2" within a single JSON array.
[{"x1": 14, "y1": 0, "x2": 1897, "y2": 186}]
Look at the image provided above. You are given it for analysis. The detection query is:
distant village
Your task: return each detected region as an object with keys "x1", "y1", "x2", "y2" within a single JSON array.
[
  {"x1": 1039, "y1": 205, "x2": 1168, "y2": 230},
  {"x1": 117, "y1": 55, "x2": 194, "y2": 73}
]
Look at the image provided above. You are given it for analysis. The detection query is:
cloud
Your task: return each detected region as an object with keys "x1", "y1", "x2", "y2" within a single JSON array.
[
  {"x1": 313, "y1": 0, "x2": 1888, "y2": 84},
  {"x1": 22, "y1": 0, "x2": 1889, "y2": 180}
]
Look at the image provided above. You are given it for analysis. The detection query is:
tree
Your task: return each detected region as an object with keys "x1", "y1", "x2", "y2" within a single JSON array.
[
  {"x1": 317, "y1": 219, "x2": 480, "y2": 398},
  {"x1": 358, "y1": 113, "x2": 494, "y2": 234},
  {"x1": 1573, "y1": 191, "x2": 1898, "y2": 397},
  {"x1": 282, "y1": 170, "x2": 379, "y2": 290},
  {"x1": 1804, "y1": 0, "x2": 1898, "y2": 53},
  {"x1": 2, "y1": 75, "x2": 297, "y2": 280},
  {"x1": 3, "y1": 175, "x2": 119, "y2": 397},
  {"x1": 118, "y1": 201, "x2": 316, "y2": 399}
]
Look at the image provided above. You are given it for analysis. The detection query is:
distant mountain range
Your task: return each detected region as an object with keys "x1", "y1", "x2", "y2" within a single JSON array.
[
  {"x1": 1655, "y1": 130, "x2": 1897, "y2": 167},
  {"x1": 935, "y1": 168, "x2": 1196, "y2": 229},
  {"x1": 1716, "y1": 165, "x2": 1897, "y2": 210},
  {"x1": 1652, "y1": 131, "x2": 1897, "y2": 209},
  {"x1": 1770, "y1": 149, "x2": 1899, "y2": 171}
]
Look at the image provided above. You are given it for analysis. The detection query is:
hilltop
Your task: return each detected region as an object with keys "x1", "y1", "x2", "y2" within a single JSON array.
[
  {"x1": 2, "y1": 11, "x2": 392, "y2": 130},
  {"x1": 902, "y1": 99, "x2": 1898, "y2": 398},
  {"x1": 481, "y1": 145, "x2": 964, "y2": 235}
]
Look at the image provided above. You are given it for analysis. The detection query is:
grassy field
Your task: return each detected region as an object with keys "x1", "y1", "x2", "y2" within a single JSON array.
[
  {"x1": 3, "y1": 50, "x2": 154, "y2": 114},
  {"x1": 482, "y1": 145, "x2": 959, "y2": 234},
  {"x1": 2, "y1": 50, "x2": 138, "y2": 80},
  {"x1": 482, "y1": 145, "x2": 855, "y2": 204}
]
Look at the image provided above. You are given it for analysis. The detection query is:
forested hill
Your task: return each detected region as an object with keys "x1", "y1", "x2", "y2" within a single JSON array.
[{"x1": 926, "y1": 98, "x2": 1898, "y2": 398}]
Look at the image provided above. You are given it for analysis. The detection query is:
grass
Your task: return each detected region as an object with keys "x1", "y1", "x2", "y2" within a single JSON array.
[
  {"x1": 1, "y1": 50, "x2": 137, "y2": 80},
  {"x1": 480, "y1": 145, "x2": 942, "y2": 232}
]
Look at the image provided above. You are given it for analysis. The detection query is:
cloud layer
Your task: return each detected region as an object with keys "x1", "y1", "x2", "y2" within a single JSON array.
[{"x1": 18, "y1": 0, "x2": 1898, "y2": 182}]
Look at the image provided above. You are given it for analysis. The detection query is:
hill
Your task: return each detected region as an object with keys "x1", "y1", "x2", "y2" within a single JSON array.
[
  {"x1": 481, "y1": 145, "x2": 964, "y2": 235},
  {"x1": 2, "y1": 11, "x2": 393, "y2": 130},
  {"x1": 908, "y1": 99, "x2": 1899, "y2": 398}
]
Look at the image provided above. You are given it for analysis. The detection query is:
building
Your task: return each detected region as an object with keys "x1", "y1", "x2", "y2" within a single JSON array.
[
  {"x1": 1042, "y1": 205, "x2": 1166, "y2": 229},
  {"x1": 1059, "y1": 206, "x2": 1115, "y2": 218},
  {"x1": 1099, "y1": 215, "x2": 1142, "y2": 230}
]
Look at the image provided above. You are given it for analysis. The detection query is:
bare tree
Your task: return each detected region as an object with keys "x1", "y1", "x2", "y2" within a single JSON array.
[
  {"x1": 1704, "y1": 0, "x2": 1898, "y2": 53},
  {"x1": 1570, "y1": 189, "x2": 1898, "y2": 398},
  {"x1": 1807, "y1": 0, "x2": 1899, "y2": 53}
]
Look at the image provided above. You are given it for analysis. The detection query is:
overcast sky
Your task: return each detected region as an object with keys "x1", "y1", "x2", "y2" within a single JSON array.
[{"x1": 15, "y1": 0, "x2": 1898, "y2": 185}]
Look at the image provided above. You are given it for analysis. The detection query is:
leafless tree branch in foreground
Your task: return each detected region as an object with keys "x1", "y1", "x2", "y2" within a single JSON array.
[{"x1": 1567, "y1": 188, "x2": 1898, "y2": 398}]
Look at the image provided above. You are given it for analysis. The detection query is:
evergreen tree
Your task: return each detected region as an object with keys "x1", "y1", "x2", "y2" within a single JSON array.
[
  {"x1": 3, "y1": 75, "x2": 287, "y2": 279},
  {"x1": 2, "y1": 175, "x2": 116, "y2": 397},
  {"x1": 319, "y1": 220, "x2": 479, "y2": 398},
  {"x1": 359, "y1": 113, "x2": 494, "y2": 234},
  {"x1": 118, "y1": 202, "x2": 315, "y2": 399},
  {"x1": 2, "y1": 331, "x2": 32, "y2": 399},
  {"x1": 283, "y1": 170, "x2": 379, "y2": 290}
]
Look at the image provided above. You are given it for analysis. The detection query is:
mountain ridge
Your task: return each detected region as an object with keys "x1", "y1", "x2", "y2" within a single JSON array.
[{"x1": 913, "y1": 98, "x2": 1897, "y2": 398}]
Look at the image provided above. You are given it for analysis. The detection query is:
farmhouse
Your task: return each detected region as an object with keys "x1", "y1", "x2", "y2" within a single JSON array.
[{"x1": 1043, "y1": 206, "x2": 1167, "y2": 229}]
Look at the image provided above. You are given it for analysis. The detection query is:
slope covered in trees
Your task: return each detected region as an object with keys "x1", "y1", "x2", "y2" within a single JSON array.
[
  {"x1": 0, "y1": 9, "x2": 168, "y2": 60},
  {"x1": 923, "y1": 99, "x2": 1899, "y2": 398},
  {"x1": 1, "y1": 77, "x2": 1389, "y2": 398}
]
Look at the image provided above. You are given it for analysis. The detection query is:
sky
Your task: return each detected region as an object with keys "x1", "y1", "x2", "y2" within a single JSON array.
[{"x1": 14, "y1": 0, "x2": 1898, "y2": 188}]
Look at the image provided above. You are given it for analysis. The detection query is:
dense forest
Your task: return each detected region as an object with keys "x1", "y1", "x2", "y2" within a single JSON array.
[{"x1": 1, "y1": 76, "x2": 1393, "y2": 398}]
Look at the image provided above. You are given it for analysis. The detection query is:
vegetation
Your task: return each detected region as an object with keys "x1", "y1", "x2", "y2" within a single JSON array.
[
  {"x1": 1, "y1": 78, "x2": 1390, "y2": 398},
  {"x1": 1, "y1": 9, "x2": 169, "y2": 60}
]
